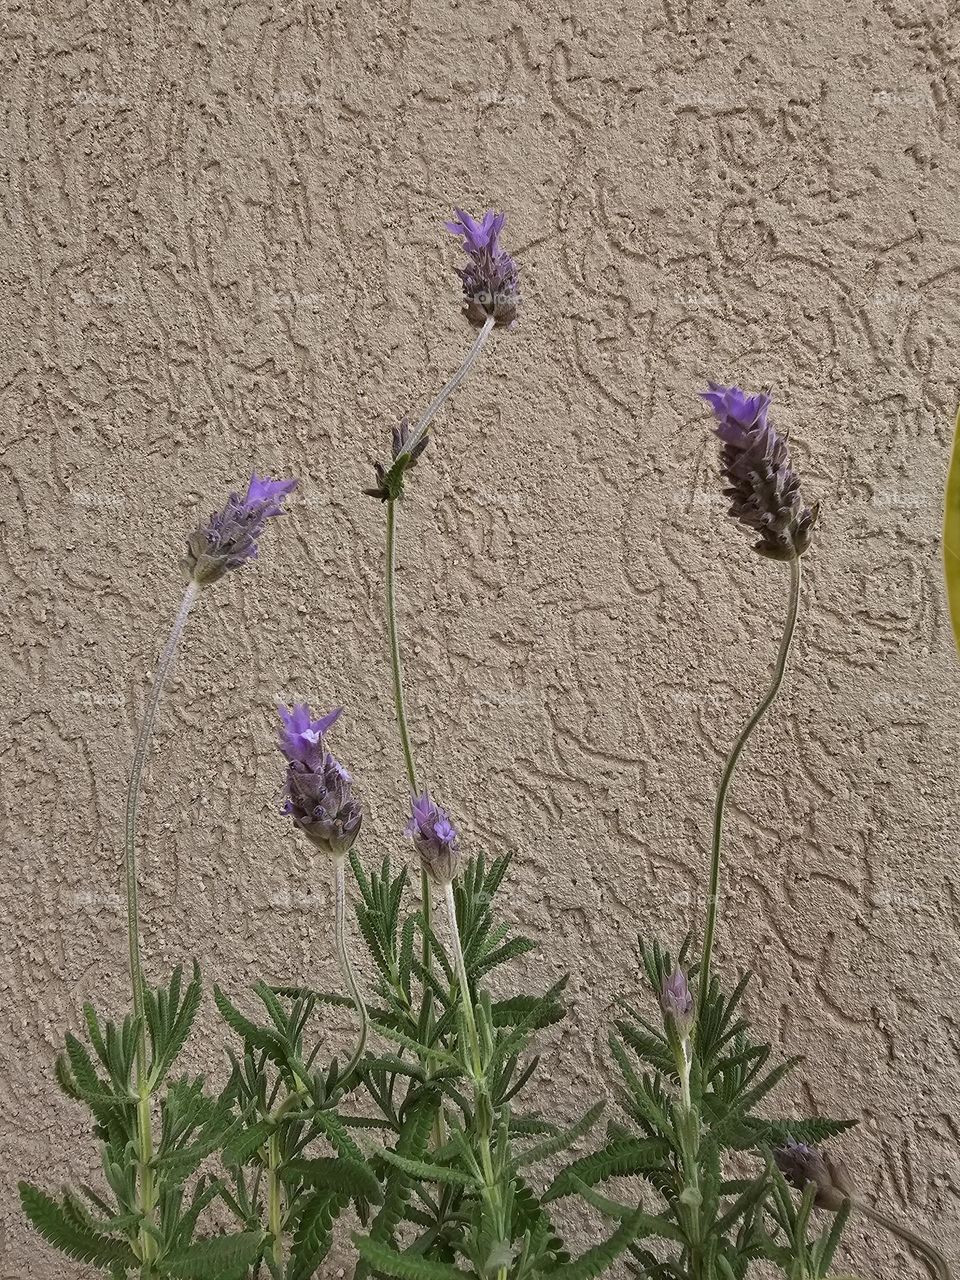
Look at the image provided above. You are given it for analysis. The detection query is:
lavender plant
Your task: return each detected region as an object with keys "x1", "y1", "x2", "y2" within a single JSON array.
[
  {"x1": 343, "y1": 210, "x2": 649, "y2": 1280},
  {"x1": 21, "y1": 215, "x2": 952, "y2": 1280},
  {"x1": 19, "y1": 475, "x2": 297, "y2": 1276},
  {"x1": 576, "y1": 387, "x2": 949, "y2": 1279},
  {"x1": 211, "y1": 705, "x2": 380, "y2": 1276}
]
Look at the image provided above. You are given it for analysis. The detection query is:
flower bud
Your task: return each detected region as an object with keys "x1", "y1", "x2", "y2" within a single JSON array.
[
  {"x1": 405, "y1": 791, "x2": 461, "y2": 886},
  {"x1": 660, "y1": 968, "x2": 695, "y2": 1038},
  {"x1": 278, "y1": 704, "x2": 362, "y2": 858},
  {"x1": 774, "y1": 1142, "x2": 855, "y2": 1212}
]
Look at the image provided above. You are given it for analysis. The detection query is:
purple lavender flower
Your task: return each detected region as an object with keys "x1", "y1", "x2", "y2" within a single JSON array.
[
  {"x1": 660, "y1": 969, "x2": 695, "y2": 1037},
  {"x1": 445, "y1": 208, "x2": 520, "y2": 329},
  {"x1": 278, "y1": 704, "x2": 343, "y2": 766},
  {"x1": 700, "y1": 384, "x2": 818, "y2": 561},
  {"x1": 185, "y1": 473, "x2": 297, "y2": 585},
  {"x1": 774, "y1": 1142, "x2": 854, "y2": 1212},
  {"x1": 405, "y1": 791, "x2": 461, "y2": 885},
  {"x1": 278, "y1": 703, "x2": 361, "y2": 857}
]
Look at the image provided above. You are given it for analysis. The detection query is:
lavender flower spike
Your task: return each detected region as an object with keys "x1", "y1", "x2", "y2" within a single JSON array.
[
  {"x1": 446, "y1": 208, "x2": 520, "y2": 329},
  {"x1": 406, "y1": 791, "x2": 462, "y2": 886},
  {"x1": 185, "y1": 473, "x2": 297, "y2": 584},
  {"x1": 279, "y1": 703, "x2": 362, "y2": 857},
  {"x1": 700, "y1": 384, "x2": 818, "y2": 561}
]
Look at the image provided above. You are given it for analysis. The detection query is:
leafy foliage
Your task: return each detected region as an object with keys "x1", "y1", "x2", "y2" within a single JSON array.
[
  {"x1": 23, "y1": 967, "x2": 244, "y2": 1276},
  {"x1": 582, "y1": 939, "x2": 856, "y2": 1279},
  {"x1": 349, "y1": 852, "x2": 643, "y2": 1279},
  {"x1": 214, "y1": 981, "x2": 380, "y2": 1275}
]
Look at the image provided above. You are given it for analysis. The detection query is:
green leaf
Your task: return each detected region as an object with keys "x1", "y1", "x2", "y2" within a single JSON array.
[
  {"x1": 544, "y1": 1136, "x2": 670, "y2": 1202},
  {"x1": 490, "y1": 994, "x2": 564, "y2": 1030},
  {"x1": 516, "y1": 1101, "x2": 604, "y2": 1168},
  {"x1": 222, "y1": 1119, "x2": 274, "y2": 1166},
  {"x1": 285, "y1": 1157, "x2": 383, "y2": 1203},
  {"x1": 213, "y1": 987, "x2": 285, "y2": 1059},
  {"x1": 548, "y1": 1203, "x2": 656, "y2": 1278},
  {"x1": 356, "y1": 1091, "x2": 438, "y2": 1280},
  {"x1": 289, "y1": 1190, "x2": 341, "y2": 1280},
  {"x1": 19, "y1": 1184, "x2": 137, "y2": 1266},
  {"x1": 570, "y1": 1177, "x2": 685, "y2": 1241},
  {"x1": 353, "y1": 1235, "x2": 468, "y2": 1278},
  {"x1": 150, "y1": 963, "x2": 202, "y2": 1085},
  {"x1": 377, "y1": 1148, "x2": 475, "y2": 1188},
  {"x1": 157, "y1": 1230, "x2": 263, "y2": 1277},
  {"x1": 758, "y1": 1116, "x2": 857, "y2": 1147},
  {"x1": 945, "y1": 404, "x2": 960, "y2": 652},
  {"x1": 368, "y1": 1019, "x2": 459, "y2": 1068}
]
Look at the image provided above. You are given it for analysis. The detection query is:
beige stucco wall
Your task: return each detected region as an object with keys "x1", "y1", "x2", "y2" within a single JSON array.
[{"x1": 2, "y1": 0, "x2": 959, "y2": 1275}]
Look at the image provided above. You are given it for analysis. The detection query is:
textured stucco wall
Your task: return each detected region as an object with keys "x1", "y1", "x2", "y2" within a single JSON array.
[{"x1": 3, "y1": 0, "x2": 960, "y2": 1275}]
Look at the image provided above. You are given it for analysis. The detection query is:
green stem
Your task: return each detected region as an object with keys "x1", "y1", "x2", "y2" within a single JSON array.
[
  {"x1": 124, "y1": 579, "x2": 199, "y2": 1268},
  {"x1": 445, "y1": 881, "x2": 507, "y2": 1275},
  {"x1": 267, "y1": 1129, "x2": 283, "y2": 1264},
  {"x1": 697, "y1": 556, "x2": 802, "y2": 1027},
  {"x1": 385, "y1": 499, "x2": 420, "y2": 796},
  {"x1": 855, "y1": 1201, "x2": 952, "y2": 1279},
  {"x1": 444, "y1": 881, "x2": 482, "y2": 1082},
  {"x1": 334, "y1": 854, "x2": 368, "y2": 1083},
  {"x1": 136, "y1": 1088, "x2": 158, "y2": 1273},
  {"x1": 384, "y1": 498, "x2": 433, "y2": 971},
  {"x1": 125, "y1": 580, "x2": 199, "y2": 1078}
]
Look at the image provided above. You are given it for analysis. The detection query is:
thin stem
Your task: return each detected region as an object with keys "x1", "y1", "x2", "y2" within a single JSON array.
[
  {"x1": 444, "y1": 881, "x2": 482, "y2": 1081},
  {"x1": 124, "y1": 579, "x2": 198, "y2": 1271},
  {"x1": 855, "y1": 1201, "x2": 952, "y2": 1280},
  {"x1": 334, "y1": 854, "x2": 368, "y2": 1084},
  {"x1": 125, "y1": 579, "x2": 199, "y2": 1079},
  {"x1": 385, "y1": 499, "x2": 433, "y2": 976},
  {"x1": 697, "y1": 557, "x2": 802, "y2": 1027},
  {"x1": 397, "y1": 315, "x2": 496, "y2": 463},
  {"x1": 385, "y1": 500, "x2": 419, "y2": 795}
]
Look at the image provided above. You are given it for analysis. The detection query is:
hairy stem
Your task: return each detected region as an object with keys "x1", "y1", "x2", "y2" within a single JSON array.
[
  {"x1": 124, "y1": 579, "x2": 199, "y2": 1266},
  {"x1": 444, "y1": 882, "x2": 482, "y2": 1081},
  {"x1": 125, "y1": 580, "x2": 199, "y2": 1075},
  {"x1": 444, "y1": 882, "x2": 506, "y2": 1275},
  {"x1": 136, "y1": 1089, "x2": 157, "y2": 1273},
  {"x1": 855, "y1": 1201, "x2": 952, "y2": 1280},
  {"x1": 334, "y1": 854, "x2": 368, "y2": 1083},
  {"x1": 397, "y1": 315, "x2": 496, "y2": 463},
  {"x1": 384, "y1": 498, "x2": 433, "y2": 972},
  {"x1": 267, "y1": 1129, "x2": 283, "y2": 1264},
  {"x1": 697, "y1": 557, "x2": 801, "y2": 1027},
  {"x1": 385, "y1": 499, "x2": 420, "y2": 795}
]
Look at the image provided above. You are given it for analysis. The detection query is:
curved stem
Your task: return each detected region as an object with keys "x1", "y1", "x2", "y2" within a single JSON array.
[
  {"x1": 397, "y1": 315, "x2": 496, "y2": 463},
  {"x1": 334, "y1": 854, "x2": 368, "y2": 1084},
  {"x1": 855, "y1": 1201, "x2": 952, "y2": 1280},
  {"x1": 697, "y1": 557, "x2": 802, "y2": 1027},
  {"x1": 125, "y1": 580, "x2": 199, "y2": 1079}
]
